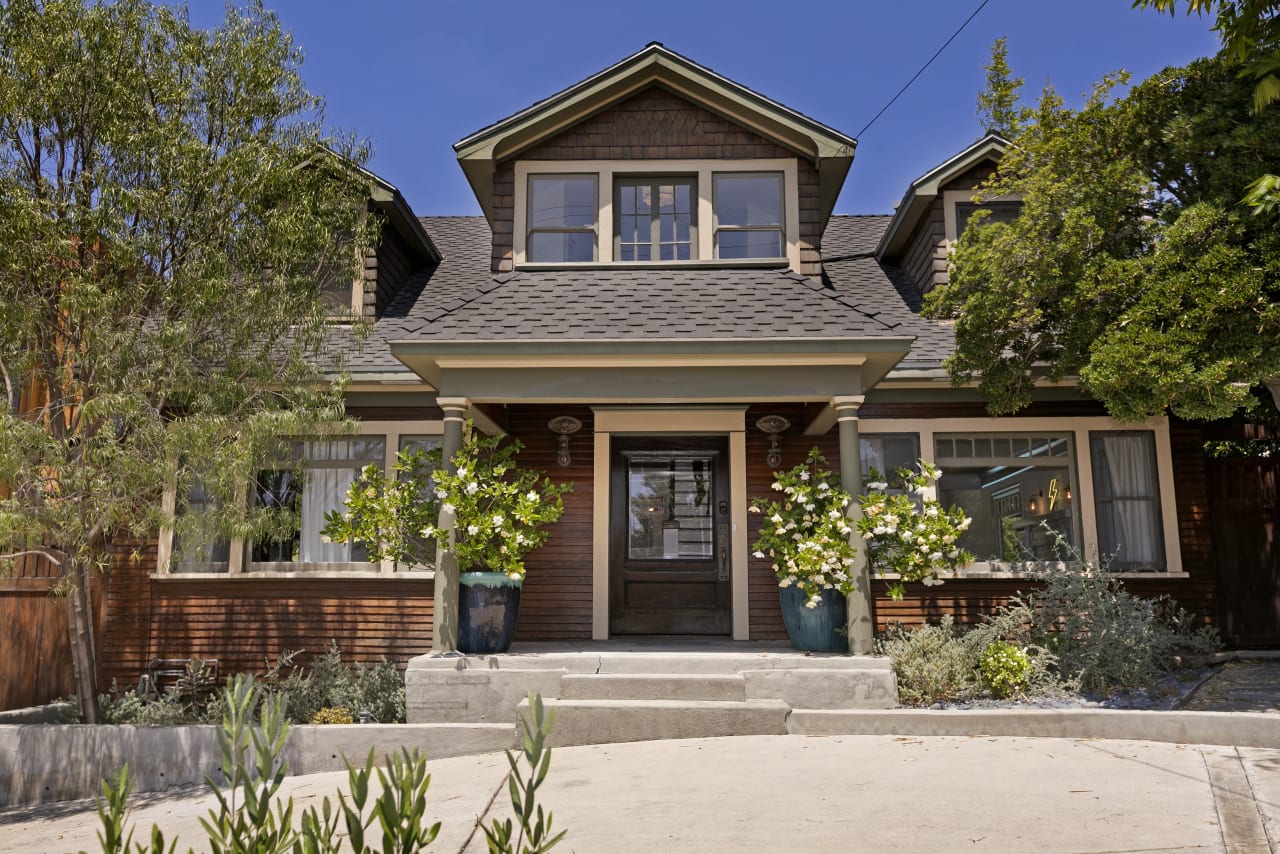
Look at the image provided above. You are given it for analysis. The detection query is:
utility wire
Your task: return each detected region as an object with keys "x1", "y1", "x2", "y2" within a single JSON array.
[{"x1": 855, "y1": 0, "x2": 992, "y2": 139}]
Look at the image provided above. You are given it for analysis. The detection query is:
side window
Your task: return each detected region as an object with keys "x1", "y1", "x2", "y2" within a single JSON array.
[
  {"x1": 952, "y1": 200, "x2": 1021, "y2": 240},
  {"x1": 526, "y1": 175, "x2": 597, "y2": 262},
  {"x1": 713, "y1": 173, "x2": 784, "y2": 259},
  {"x1": 1090, "y1": 431, "x2": 1165, "y2": 571}
]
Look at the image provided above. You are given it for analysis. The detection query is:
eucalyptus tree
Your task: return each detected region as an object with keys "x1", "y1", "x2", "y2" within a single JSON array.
[{"x1": 0, "y1": 0, "x2": 373, "y2": 721}]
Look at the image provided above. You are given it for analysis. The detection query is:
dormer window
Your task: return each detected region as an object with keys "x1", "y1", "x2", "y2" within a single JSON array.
[
  {"x1": 943, "y1": 190, "x2": 1022, "y2": 245},
  {"x1": 527, "y1": 174, "x2": 598, "y2": 262},
  {"x1": 714, "y1": 173, "x2": 784, "y2": 259},
  {"x1": 615, "y1": 177, "x2": 696, "y2": 261},
  {"x1": 514, "y1": 159, "x2": 800, "y2": 269}
]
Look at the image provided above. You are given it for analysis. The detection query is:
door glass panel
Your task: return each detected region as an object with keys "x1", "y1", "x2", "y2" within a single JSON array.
[{"x1": 626, "y1": 455, "x2": 715, "y2": 560}]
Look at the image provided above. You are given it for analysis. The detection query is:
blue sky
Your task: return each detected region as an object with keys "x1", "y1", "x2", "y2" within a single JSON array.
[{"x1": 189, "y1": 1, "x2": 1221, "y2": 217}]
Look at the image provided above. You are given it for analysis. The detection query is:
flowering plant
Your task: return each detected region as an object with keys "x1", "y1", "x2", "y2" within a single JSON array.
[
  {"x1": 425, "y1": 432, "x2": 572, "y2": 579},
  {"x1": 856, "y1": 460, "x2": 973, "y2": 601},
  {"x1": 323, "y1": 430, "x2": 572, "y2": 580},
  {"x1": 749, "y1": 447, "x2": 859, "y2": 608}
]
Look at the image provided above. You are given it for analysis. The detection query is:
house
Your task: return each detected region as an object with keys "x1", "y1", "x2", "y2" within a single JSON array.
[{"x1": 9, "y1": 43, "x2": 1273, "y2": 709}]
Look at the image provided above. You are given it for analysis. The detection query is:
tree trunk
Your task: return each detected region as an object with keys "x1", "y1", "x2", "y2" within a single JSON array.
[{"x1": 65, "y1": 560, "x2": 101, "y2": 724}]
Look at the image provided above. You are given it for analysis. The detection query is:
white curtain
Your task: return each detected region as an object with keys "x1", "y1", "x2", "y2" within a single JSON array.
[
  {"x1": 1097, "y1": 434, "x2": 1161, "y2": 568},
  {"x1": 298, "y1": 439, "x2": 371, "y2": 563},
  {"x1": 860, "y1": 438, "x2": 886, "y2": 483}
]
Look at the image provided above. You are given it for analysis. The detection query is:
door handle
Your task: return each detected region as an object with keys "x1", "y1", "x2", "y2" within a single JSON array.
[{"x1": 717, "y1": 524, "x2": 730, "y2": 581}]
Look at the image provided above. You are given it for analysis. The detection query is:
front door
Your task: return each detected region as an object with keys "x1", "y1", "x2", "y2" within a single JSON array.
[{"x1": 609, "y1": 436, "x2": 732, "y2": 635}]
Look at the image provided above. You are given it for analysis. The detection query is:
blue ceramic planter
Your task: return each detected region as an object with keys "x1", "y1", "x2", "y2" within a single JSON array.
[
  {"x1": 458, "y1": 572, "x2": 522, "y2": 654},
  {"x1": 779, "y1": 585, "x2": 848, "y2": 652}
]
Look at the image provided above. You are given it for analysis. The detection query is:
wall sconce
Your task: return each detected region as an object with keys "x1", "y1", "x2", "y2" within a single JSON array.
[
  {"x1": 1028, "y1": 491, "x2": 1045, "y2": 515},
  {"x1": 548, "y1": 416, "x2": 582, "y2": 467},
  {"x1": 755, "y1": 415, "x2": 791, "y2": 468}
]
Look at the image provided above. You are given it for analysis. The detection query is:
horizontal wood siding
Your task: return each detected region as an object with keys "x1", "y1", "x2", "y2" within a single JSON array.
[
  {"x1": 491, "y1": 86, "x2": 823, "y2": 277},
  {"x1": 99, "y1": 543, "x2": 434, "y2": 687},
  {"x1": 901, "y1": 198, "x2": 945, "y2": 296},
  {"x1": 504, "y1": 405, "x2": 596, "y2": 641}
]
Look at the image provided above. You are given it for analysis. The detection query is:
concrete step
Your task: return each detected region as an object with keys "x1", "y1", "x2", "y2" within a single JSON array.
[
  {"x1": 559, "y1": 673, "x2": 748, "y2": 702},
  {"x1": 742, "y1": 667, "x2": 898, "y2": 709},
  {"x1": 524, "y1": 698, "x2": 790, "y2": 747}
]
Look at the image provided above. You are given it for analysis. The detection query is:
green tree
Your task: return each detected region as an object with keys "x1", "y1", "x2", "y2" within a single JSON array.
[
  {"x1": 0, "y1": 0, "x2": 374, "y2": 721},
  {"x1": 926, "y1": 55, "x2": 1280, "y2": 420},
  {"x1": 1134, "y1": 0, "x2": 1280, "y2": 210},
  {"x1": 976, "y1": 37, "x2": 1032, "y2": 137}
]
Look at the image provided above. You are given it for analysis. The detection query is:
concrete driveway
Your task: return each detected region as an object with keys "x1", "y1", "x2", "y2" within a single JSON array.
[{"x1": 4, "y1": 734, "x2": 1277, "y2": 854}]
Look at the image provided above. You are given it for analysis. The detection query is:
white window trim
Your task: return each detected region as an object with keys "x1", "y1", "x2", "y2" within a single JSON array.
[
  {"x1": 514, "y1": 159, "x2": 801, "y2": 271},
  {"x1": 942, "y1": 189, "x2": 1023, "y2": 248},
  {"x1": 860, "y1": 415, "x2": 1184, "y2": 577},
  {"x1": 157, "y1": 419, "x2": 444, "y2": 580}
]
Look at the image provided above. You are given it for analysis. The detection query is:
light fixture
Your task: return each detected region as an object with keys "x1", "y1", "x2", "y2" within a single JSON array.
[
  {"x1": 1065, "y1": 485, "x2": 1072, "y2": 503},
  {"x1": 1028, "y1": 494, "x2": 1039, "y2": 514},
  {"x1": 548, "y1": 416, "x2": 582, "y2": 467},
  {"x1": 755, "y1": 415, "x2": 791, "y2": 468}
]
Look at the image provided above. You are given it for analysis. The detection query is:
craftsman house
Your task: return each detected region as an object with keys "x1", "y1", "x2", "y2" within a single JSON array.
[{"x1": 6, "y1": 44, "x2": 1276, "y2": 708}]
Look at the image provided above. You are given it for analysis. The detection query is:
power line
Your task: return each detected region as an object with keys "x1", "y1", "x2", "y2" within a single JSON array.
[{"x1": 855, "y1": 0, "x2": 992, "y2": 139}]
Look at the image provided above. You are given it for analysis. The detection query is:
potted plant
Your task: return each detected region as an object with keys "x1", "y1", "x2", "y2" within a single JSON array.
[
  {"x1": 750, "y1": 448, "x2": 859, "y2": 651},
  {"x1": 323, "y1": 429, "x2": 572, "y2": 653}
]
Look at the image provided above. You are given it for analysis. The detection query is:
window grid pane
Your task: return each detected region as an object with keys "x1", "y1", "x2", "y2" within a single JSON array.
[{"x1": 615, "y1": 178, "x2": 695, "y2": 262}]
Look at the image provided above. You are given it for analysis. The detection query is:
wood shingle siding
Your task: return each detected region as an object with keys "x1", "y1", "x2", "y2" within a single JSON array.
[
  {"x1": 371, "y1": 226, "x2": 417, "y2": 318},
  {"x1": 898, "y1": 159, "x2": 999, "y2": 295},
  {"x1": 490, "y1": 86, "x2": 824, "y2": 277}
]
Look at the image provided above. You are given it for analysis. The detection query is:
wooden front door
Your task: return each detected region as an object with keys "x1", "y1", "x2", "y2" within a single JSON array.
[{"x1": 609, "y1": 436, "x2": 732, "y2": 635}]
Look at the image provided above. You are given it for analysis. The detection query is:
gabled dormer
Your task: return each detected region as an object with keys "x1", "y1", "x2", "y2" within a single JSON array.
[
  {"x1": 875, "y1": 134, "x2": 1014, "y2": 296},
  {"x1": 453, "y1": 43, "x2": 856, "y2": 278}
]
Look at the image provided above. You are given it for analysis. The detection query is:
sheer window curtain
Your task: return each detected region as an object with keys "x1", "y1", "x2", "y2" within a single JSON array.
[
  {"x1": 1093, "y1": 433, "x2": 1163, "y2": 569},
  {"x1": 299, "y1": 438, "x2": 383, "y2": 563}
]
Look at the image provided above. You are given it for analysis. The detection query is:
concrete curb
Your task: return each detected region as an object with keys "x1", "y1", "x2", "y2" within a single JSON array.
[{"x1": 787, "y1": 708, "x2": 1280, "y2": 748}]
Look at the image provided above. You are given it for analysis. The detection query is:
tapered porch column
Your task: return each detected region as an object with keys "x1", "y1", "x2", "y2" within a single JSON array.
[
  {"x1": 833, "y1": 395, "x2": 873, "y2": 654},
  {"x1": 432, "y1": 397, "x2": 469, "y2": 654}
]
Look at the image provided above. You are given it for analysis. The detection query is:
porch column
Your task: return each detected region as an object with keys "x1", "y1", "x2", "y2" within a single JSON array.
[
  {"x1": 833, "y1": 395, "x2": 873, "y2": 654},
  {"x1": 432, "y1": 397, "x2": 469, "y2": 654}
]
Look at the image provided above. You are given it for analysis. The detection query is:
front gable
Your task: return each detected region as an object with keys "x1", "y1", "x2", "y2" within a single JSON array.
[{"x1": 457, "y1": 44, "x2": 854, "y2": 278}]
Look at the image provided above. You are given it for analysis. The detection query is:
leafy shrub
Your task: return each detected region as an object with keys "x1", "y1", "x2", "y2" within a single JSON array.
[
  {"x1": 311, "y1": 707, "x2": 354, "y2": 725},
  {"x1": 878, "y1": 616, "x2": 982, "y2": 705},
  {"x1": 1018, "y1": 549, "x2": 1220, "y2": 694},
  {"x1": 979, "y1": 641, "x2": 1032, "y2": 698}
]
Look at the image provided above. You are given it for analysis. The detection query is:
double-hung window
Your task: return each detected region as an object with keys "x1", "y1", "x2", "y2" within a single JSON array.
[
  {"x1": 1090, "y1": 431, "x2": 1165, "y2": 571},
  {"x1": 614, "y1": 178, "x2": 696, "y2": 261},
  {"x1": 713, "y1": 173, "x2": 785, "y2": 259},
  {"x1": 526, "y1": 174, "x2": 597, "y2": 262}
]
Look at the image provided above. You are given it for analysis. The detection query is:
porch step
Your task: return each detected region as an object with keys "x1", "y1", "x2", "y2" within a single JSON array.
[
  {"x1": 559, "y1": 673, "x2": 747, "y2": 702},
  {"x1": 523, "y1": 697, "x2": 790, "y2": 747}
]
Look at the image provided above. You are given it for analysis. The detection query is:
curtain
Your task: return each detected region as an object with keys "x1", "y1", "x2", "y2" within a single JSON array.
[
  {"x1": 298, "y1": 438, "x2": 383, "y2": 563},
  {"x1": 1094, "y1": 434, "x2": 1162, "y2": 569}
]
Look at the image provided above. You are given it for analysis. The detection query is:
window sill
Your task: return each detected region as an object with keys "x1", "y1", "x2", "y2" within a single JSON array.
[
  {"x1": 515, "y1": 258, "x2": 790, "y2": 272},
  {"x1": 154, "y1": 568, "x2": 435, "y2": 582},
  {"x1": 876, "y1": 568, "x2": 1190, "y2": 582}
]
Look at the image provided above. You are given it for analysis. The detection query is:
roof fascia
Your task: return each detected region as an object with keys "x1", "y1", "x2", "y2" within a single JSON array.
[{"x1": 875, "y1": 134, "x2": 1009, "y2": 261}]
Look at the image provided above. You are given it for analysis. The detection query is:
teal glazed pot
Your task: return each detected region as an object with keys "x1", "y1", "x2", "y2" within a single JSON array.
[
  {"x1": 778, "y1": 585, "x2": 848, "y2": 652},
  {"x1": 458, "y1": 572, "x2": 522, "y2": 654}
]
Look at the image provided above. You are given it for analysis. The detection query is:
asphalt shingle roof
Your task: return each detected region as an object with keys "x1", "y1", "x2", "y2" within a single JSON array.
[{"x1": 343, "y1": 214, "x2": 955, "y2": 375}]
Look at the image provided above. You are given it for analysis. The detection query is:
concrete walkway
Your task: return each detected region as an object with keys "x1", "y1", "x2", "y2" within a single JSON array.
[{"x1": 4, "y1": 734, "x2": 1278, "y2": 853}]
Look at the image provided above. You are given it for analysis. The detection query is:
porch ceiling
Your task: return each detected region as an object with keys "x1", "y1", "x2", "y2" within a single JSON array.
[{"x1": 388, "y1": 337, "x2": 912, "y2": 406}]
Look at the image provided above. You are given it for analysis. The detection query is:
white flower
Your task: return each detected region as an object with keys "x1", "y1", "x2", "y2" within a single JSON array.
[
  {"x1": 753, "y1": 550, "x2": 765, "y2": 559},
  {"x1": 946, "y1": 549, "x2": 960, "y2": 559},
  {"x1": 492, "y1": 514, "x2": 505, "y2": 527},
  {"x1": 508, "y1": 571, "x2": 521, "y2": 580},
  {"x1": 959, "y1": 518, "x2": 972, "y2": 531},
  {"x1": 799, "y1": 471, "x2": 810, "y2": 481},
  {"x1": 441, "y1": 502, "x2": 455, "y2": 515},
  {"x1": 435, "y1": 488, "x2": 448, "y2": 499},
  {"x1": 770, "y1": 513, "x2": 784, "y2": 524},
  {"x1": 456, "y1": 466, "x2": 468, "y2": 478},
  {"x1": 466, "y1": 525, "x2": 479, "y2": 535},
  {"x1": 320, "y1": 534, "x2": 332, "y2": 544},
  {"x1": 420, "y1": 525, "x2": 436, "y2": 537},
  {"x1": 466, "y1": 481, "x2": 479, "y2": 495},
  {"x1": 868, "y1": 481, "x2": 888, "y2": 491},
  {"x1": 527, "y1": 490, "x2": 539, "y2": 501}
]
